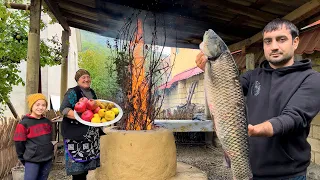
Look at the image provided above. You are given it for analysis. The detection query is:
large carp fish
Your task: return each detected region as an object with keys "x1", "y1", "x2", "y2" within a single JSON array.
[{"x1": 200, "y1": 29, "x2": 253, "y2": 180}]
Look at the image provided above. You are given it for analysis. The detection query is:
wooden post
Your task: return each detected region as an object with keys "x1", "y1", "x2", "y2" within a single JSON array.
[
  {"x1": 39, "y1": 66, "x2": 42, "y2": 93},
  {"x1": 60, "y1": 30, "x2": 70, "y2": 104},
  {"x1": 5, "y1": 99, "x2": 18, "y2": 118},
  {"x1": 25, "y1": 0, "x2": 42, "y2": 113},
  {"x1": 246, "y1": 53, "x2": 255, "y2": 71}
]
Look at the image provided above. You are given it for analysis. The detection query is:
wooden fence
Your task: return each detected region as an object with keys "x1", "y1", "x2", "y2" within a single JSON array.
[
  {"x1": 0, "y1": 116, "x2": 20, "y2": 179},
  {"x1": 0, "y1": 110, "x2": 60, "y2": 179}
]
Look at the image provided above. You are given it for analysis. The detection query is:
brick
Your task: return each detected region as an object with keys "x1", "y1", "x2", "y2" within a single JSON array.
[
  {"x1": 311, "y1": 151, "x2": 315, "y2": 162},
  {"x1": 309, "y1": 125, "x2": 313, "y2": 137},
  {"x1": 311, "y1": 114, "x2": 320, "y2": 126},
  {"x1": 315, "y1": 152, "x2": 320, "y2": 165},
  {"x1": 308, "y1": 138, "x2": 320, "y2": 152},
  {"x1": 313, "y1": 125, "x2": 320, "y2": 139}
]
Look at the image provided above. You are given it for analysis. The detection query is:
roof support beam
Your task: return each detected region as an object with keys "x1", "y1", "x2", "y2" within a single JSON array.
[
  {"x1": 61, "y1": 2, "x2": 249, "y2": 44},
  {"x1": 58, "y1": 0, "x2": 99, "y2": 21},
  {"x1": 4, "y1": 2, "x2": 30, "y2": 10},
  {"x1": 43, "y1": 0, "x2": 71, "y2": 33},
  {"x1": 250, "y1": 0, "x2": 271, "y2": 9},
  {"x1": 228, "y1": 0, "x2": 320, "y2": 52},
  {"x1": 206, "y1": 0, "x2": 277, "y2": 22}
]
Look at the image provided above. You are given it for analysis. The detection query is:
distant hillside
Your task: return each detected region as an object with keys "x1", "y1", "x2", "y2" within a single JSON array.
[
  {"x1": 79, "y1": 30, "x2": 170, "y2": 55},
  {"x1": 80, "y1": 30, "x2": 115, "y2": 51}
]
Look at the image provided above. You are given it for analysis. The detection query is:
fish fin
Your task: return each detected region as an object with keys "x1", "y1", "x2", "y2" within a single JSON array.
[{"x1": 223, "y1": 151, "x2": 231, "y2": 168}]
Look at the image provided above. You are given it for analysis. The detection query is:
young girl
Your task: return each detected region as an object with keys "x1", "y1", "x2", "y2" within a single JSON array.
[{"x1": 13, "y1": 93, "x2": 53, "y2": 180}]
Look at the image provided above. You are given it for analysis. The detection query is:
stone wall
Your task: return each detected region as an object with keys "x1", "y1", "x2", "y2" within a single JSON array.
[{"x1": 308, "y1": 114, "x2": 320, "y2": 165}]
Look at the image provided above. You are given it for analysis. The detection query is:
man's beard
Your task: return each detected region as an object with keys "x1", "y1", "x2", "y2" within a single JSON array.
[{"x1": 267, "y1": 54, "x2": 292, "y2": 67}]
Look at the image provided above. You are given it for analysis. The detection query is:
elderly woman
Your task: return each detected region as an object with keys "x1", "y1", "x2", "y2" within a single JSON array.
[{"x1": 60, "y1": 69, "x2": 103, "y2": 180}]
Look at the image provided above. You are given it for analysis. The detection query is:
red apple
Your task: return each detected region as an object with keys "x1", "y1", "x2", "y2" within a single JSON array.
[
  {"x1": 93, "y1": 107, "x2": 101, "y2": 114},
  {"x1": 79, "y1": 97, "x2": 88, "y2": 103},
  {"x1": 74, "y1": 102, "x2": 86, "y2": 113},
  {"x1": 86, "y1": 99, "x2": 98, "y2": 110},
  {"x1": 81, "y1": 110, "x2": 94, "y2": 122}
]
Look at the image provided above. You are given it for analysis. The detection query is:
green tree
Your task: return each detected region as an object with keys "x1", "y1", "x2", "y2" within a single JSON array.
[
  {"x1": 0, "y1": 1, "x2": 62, "y2": 113},
  {"x1": 78, "y1": 41, "x2": 119, "y2": 100}
]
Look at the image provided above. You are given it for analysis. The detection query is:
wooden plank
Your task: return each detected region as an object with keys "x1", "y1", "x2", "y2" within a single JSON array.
[
  {"x1": 284, "y1": 0, "x2": 320, "y2": 24},
  {"x1": 5, "y1": 3, "x2": 30, "y2": 10},
  {"x1": 43, "y1": 0, "x2": 70, "y2": 32},
  {"x1": 101, "y1": 0, "x2": 270, "y2": 29},
  {"x1": 229, "y1": 0, "x2": 320, "y2": 52},
  {"x1": 227, "y1": 15, "x2": 247, "y2": 27},
  {"x1": 64, "y1": 4, "x2": 248, "y2": 45},
  {"x1": 250, "y1": 0, "x2": 271, "y2": 9},
  {"x1": 246, "y1": 53, "x2": 255, "y2": 71},
  {"x1": 67, "y1": 18, "x2": 108, "y2": 32},
  {"x1": 62, "y1": 0, "x2": 96, "y2": 8},
  {"x1": 299, "y1": 14, "x2": 320, "y2": 30},
  {"x1": 205, "y1": 0, "x2": 278, "y2": 22},
  {"x1": 59, "y1": 1, "x2": 99, "y2": 21}
]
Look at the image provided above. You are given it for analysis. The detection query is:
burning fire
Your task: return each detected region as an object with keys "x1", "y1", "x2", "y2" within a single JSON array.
[{"x1": 126, "y1": 19, "x2": 152, "y2": 130}]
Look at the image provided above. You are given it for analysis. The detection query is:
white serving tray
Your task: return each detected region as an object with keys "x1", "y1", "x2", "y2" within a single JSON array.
[{"x1": 74, "y1": 99, "x2": 123, "y2": 127}]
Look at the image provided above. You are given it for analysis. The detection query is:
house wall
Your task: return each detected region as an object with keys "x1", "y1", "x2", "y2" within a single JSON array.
[
  {"x1": 186, "y1": 74, "x2": 205, "y2": 105},
  {"x1": 312, "y1": 57, "x2": 320, "y2": 72},
  {"x1": 170, "y1": 47, "x2": 200, "y2": 77},
  {"x1": 308, "y1": 114, "x2": 320, "y2": 165},
  {"x1": 2, "y1": 14, "x2": 79, "y2": 117},
  {"x1": 161, "y1": 73, "x2": 205, "y2": 111},
  {"x1": 161, "y1": 83, "x2": 182, "y2": 110}
]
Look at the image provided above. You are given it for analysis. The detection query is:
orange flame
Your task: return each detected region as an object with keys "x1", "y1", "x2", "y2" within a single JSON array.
[{"x1": 126, "y1": 19, "x2": 151, "y2": 130}]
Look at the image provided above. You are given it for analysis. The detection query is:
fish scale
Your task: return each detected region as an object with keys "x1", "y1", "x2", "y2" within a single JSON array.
[{"x1": 204, "y1": 51, "x2": 253, "y2": 180}]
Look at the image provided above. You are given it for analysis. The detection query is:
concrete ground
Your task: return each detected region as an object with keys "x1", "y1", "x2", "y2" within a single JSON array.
[{"x1": 307, "y1": 163, "x2": 320, "y2": 180}]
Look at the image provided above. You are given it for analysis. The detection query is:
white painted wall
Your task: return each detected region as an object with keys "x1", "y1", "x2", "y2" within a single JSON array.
[{"x1": 1, "y1": 13, "x2": 79, "y2": 117}]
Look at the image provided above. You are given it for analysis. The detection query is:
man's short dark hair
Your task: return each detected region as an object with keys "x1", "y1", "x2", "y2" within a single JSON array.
[{"x1": 262, "y1": 18, "x2": 299, "y2": 39}]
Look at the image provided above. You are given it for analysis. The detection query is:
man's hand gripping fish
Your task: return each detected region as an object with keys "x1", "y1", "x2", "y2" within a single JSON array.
[{"x1": 200, "y1": 29, "x2": 253, "y2": 180}]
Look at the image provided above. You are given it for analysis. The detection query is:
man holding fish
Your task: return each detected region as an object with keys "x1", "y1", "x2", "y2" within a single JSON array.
[{"x1": 195, "y1": 18, "x2": 320, "y2": 180}]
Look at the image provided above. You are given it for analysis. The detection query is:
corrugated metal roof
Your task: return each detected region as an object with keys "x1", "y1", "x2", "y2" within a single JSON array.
[
  {"x1": 158, "y1": 67, "x2": 203, "y2": 90},
  {"x1": 295, "y1": 26, "x2": 320, "y2": 55}
]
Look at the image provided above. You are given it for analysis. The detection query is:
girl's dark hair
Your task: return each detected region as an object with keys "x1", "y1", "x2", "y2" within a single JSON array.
[{"x1": 262, "y1": 18, "x2": 299, "y2": 39}]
